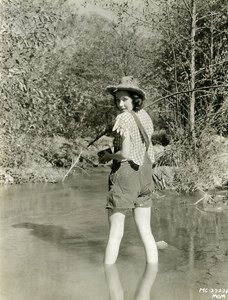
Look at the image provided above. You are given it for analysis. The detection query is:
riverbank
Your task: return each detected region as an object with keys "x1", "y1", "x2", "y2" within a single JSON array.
[
  {"x1": 0, "y1": 135, "x2": 111, "y2": 185},
  {"x1": 0, "y1": 134, "x2": 228, "y2": 192}
]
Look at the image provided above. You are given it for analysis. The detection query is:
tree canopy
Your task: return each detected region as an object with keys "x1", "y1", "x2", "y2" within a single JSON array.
[{"x1": 0, "y1": 0, "x2": 227, "y2": 179}]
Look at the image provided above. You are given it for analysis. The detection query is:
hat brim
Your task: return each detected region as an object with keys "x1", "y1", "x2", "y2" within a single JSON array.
[{"x1": 106, "y1": 85, "x2": 146, "y2": 100}]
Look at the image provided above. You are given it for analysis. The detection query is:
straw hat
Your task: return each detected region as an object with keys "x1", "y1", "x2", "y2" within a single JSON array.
[{"x1": 106, "y1": 76, "x2": 146, "y2": 100}]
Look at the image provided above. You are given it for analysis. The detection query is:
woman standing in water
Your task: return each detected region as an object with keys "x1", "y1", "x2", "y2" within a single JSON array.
[{"x1": 100, "y1": 76, "x2": 158, "y2": 265}]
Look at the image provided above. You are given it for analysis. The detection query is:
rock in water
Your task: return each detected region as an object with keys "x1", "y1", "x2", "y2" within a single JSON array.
[
  {"x1": 156, "y1": 240, "x2": 168, "y2": 249},
  {"x1": 203, "y1": 193, "x2": 228, "y2": 212}
]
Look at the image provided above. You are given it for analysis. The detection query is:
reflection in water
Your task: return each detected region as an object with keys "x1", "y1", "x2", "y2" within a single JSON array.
[
  {"x1": 105, "y1": 263, "x2": 158, "y2": 300},
  {"x1": 105, "y1": 264, "x2": 124, "y2": 300}
]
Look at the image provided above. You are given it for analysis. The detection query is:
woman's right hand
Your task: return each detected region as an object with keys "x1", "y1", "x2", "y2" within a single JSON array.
[{"x1": 98, "y1": 150, "x2": 113, "y2": 164}]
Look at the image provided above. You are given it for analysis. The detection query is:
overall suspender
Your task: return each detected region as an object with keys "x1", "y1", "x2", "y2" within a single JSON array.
[{"x1": 129, "y1": 111, "x2": 150, "y2": 151}]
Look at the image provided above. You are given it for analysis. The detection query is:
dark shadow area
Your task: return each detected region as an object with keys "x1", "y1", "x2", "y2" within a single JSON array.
[
  {"x1": 13, "y1": 223, "x2": 68, "y2": 243},
  {"x1": 12, "y1": 222, "x2": 105, "y2": 249}
]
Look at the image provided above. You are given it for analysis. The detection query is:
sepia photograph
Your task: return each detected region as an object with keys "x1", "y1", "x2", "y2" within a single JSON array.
[{"x1": 0, "y1": 0, "x2": 228, "y2": 299}]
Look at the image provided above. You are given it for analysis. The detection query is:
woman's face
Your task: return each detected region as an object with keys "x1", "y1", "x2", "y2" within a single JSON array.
[{"x1": 115, "y1": 90, "x2": 133, "y2": 112}]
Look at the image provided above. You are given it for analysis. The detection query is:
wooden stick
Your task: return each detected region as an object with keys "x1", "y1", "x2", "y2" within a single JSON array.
[
  {"x1": 81, "y1": 154, "x2": 99, "y2": 167},
  {"x1": 62, "y1": 148, "x2": 83, "y2": 182},
  {"x1": 75, "y1": 165, "x2": 90, "y2": 176},
  {"x1": 194, "y1": 196, "x2": 206, "y2": 205},
  {"x1": 144, "y1": 85, "x2": 228, "y2": 109},
  {"x1": 86, "y1": 85, "x2": 228, "y2": 147},
  {"x1": 195, "y1": 206, "x2": 207, "y2": 215},
  {"x1": 87, "y1": 129, "x2": 109, "y2": 148}
]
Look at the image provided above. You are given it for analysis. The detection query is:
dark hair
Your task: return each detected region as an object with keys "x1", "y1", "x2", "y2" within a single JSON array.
[{"x1": 113, "y1": 91, "x2": 144, "y2": 112}]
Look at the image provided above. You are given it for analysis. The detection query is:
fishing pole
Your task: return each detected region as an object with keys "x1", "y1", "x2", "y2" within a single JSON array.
[
  {"x1": 87, "y1": 124, "x2": 113, "y2": 148},
  {"x1": 62, "y1": 84, "x2": 228, "y2": 180},
  {"x1": 62, "y1": 125, "x2": 112, "y2": 181},
  {"x1": 87, "y1": 84, "x2": 228, "y2": 147}
]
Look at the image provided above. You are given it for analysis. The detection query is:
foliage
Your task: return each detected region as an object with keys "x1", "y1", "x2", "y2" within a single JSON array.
[
  {"x1": 157, "y1": 110, "x2": 228, "y2": 192},
  {"x1": 0, "y1": 0, "x2": 115, "y2": 140},
  {"x1": 0, "y1": 0, "x2": 115, "y2": 175},
  {"x1": 0, "y1": 0, "x2": 227, "y2": 187},
  {"x1": 89, "y1": 0, "x2": 228, "y2": 132},
  {"x1": 95, "y1": 0, "x2": 228, "y2": 191},
  {"x1": 146, "y1": 0, "x2": 228, "y2": 133}
]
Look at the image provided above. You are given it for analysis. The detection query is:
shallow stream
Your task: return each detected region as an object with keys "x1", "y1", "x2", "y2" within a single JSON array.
[{"x1": 0, "y1": 168, "x2": 228, "y2": 300}]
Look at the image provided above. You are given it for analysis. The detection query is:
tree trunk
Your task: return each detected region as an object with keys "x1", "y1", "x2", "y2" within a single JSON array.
[{"x1": 190, "y1": 0, "x2": 196, "y2": 140}]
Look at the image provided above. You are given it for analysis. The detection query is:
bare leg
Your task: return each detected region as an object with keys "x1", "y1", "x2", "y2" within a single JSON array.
[
  {"x1": 104, "y1": 212, "x2": 126, "y2": 264},
  {"x1": 133, "y1": 207, "x2": 158, "y2": 264}
]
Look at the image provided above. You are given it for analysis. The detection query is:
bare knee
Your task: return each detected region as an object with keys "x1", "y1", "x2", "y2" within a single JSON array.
[
  {"x1": 108, "y1": 212, "x2": 125, "y2": 243},
  {"x1": 109, "y1": 227, "x2": 124, "y2": 243}
]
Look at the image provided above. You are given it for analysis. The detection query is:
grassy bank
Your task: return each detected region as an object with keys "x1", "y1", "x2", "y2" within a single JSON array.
[
  {"x1": 157, "y1": 131, "x2": 228, "y2": 192},
  {"x1": 0, "y1": 130, "x2": 227, "y2": 191},
  {"x1": 0, "y1": 133, "x2": 112, "y2": 184}
]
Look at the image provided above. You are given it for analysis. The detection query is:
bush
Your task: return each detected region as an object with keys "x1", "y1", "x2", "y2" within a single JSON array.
[{"x1": 159, "y1": 128, "x2": 228, "y2": 192}]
